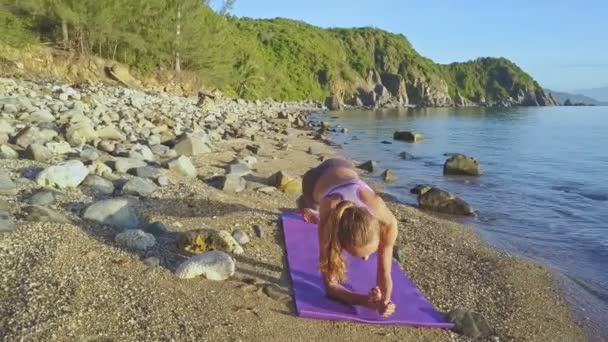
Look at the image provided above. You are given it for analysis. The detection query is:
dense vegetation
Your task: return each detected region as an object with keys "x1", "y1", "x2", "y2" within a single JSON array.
[{"x1": 0, "y1": 0, "x2": 547, "y2": 103}]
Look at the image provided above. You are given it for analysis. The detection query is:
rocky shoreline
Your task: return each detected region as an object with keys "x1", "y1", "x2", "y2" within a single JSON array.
[{"x1": 0, "y1": 77, "x2": 584, "y2": 341}]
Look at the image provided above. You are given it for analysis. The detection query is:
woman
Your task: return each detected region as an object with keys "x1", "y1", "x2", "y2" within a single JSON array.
[{"x1": 298, "y1": 158, "x2": 398, "y2": 317}]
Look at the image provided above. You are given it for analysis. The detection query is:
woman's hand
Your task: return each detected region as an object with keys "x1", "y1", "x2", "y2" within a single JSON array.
[{"x1": 367, "y1": 287, "x2": 396, "y2": 317}]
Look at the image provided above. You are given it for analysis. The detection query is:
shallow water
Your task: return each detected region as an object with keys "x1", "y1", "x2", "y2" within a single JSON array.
[{"x1": 323, "y1": 106, "x2": 608, "y2": 339}]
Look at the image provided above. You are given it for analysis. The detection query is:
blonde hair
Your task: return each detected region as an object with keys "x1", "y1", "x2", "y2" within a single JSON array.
[{"x1": 319, "y1": 201, "x2": 377, "y2": 283}]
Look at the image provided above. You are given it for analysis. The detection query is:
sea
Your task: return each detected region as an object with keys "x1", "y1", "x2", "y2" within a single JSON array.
[{"x1": 321, "y1": 106, "x2": 608, "y2": 340}]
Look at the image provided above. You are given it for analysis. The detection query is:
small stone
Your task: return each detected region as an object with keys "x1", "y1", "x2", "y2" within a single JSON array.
[
  {"x1": 447, "y1": 309, "x2": 494, "y2": 338},
  {"x1": 36, "y1": 160, "x2": 89, "y2": 189},
  {"x1": 175, "y1": 251, "x2": 235, "y2": 280},
  {"x1": 46, "y1": 141, "x2": 73, "y2": 155},
  {"x1": 357, "y1": 160, "x2": 377, "y2": 172},
  {"x1": 112, "y1": 157, "x2": 147, "y2": 174},
  {"x1": 24, "y1": 143, "x2": 53, "y2": 162},
  {"x1": 399, "y1": 152, "x2": 415, "y2": 160},
  {"x1": 262, "y1": 283, "x2": 291, "y2": 304},
  {"x1": 97, "y1": 140, "x2": 116, "y2": 153},
  {"x1": 143, "y1": 256, "x2": 160, "y2": 267},
  {"x1": 393, "y1": 247, "x2": 407, "y2": 263},
  {"x1": 0, "y1": 145, "x2": 19, "y2": 159},
  {"x1": 129, "y1": 144, "x2": 155, "y2": 162},
  {"x1": 96, "y1": 125, "x2": 125, "y2": 140},
  {"x1": 131, "y1": 166, "x2": 163, "y2": 179},
  {"x1": 79, "y1": 147, "x2": 99, "y2": 162},
  {"x1": 120, "y1": 177, "x2": 158, "y2": 197},
  {"x1": 0, "y1": 211, "x2": 15, "y2": 233},
  {"x1": 381, "y1": 140, "x2": 392, "y2": 145},
  {"x1": 25, "y1": 190, "x2": 56, "y2": 206},
  {"x1": 157, "y1": 176, "x2": 169, "y2": 186},
  {"x1": 245, "y1": 144, "x2": 260, "y2": 154},
  {"x1": 0, "y1": 173, "x2": 17, "y2": 196},
  {"x1": 167, "y1": 156, "x2": 197, "y2": 178},
  {"x1": 394, "y1": 131, "x2": 423, "y2": 142},
  {"x1": 253, "y1": 225, "x2": 265, "y2": 239},
  {"x1": 82, "y1": 175, "x2": 115, "y2": 195},
  {"x1": 232, "y1": 229, "x2": 250, "y2": 245},
  {"x1": 115, "y1": 229, "x2": 156, "y2": 251},
  {"x1": 23, "y1": 205, "x2": 71, "y2": 224},
  {"x1": 381, "y1": 169, "x2": 397, "y2": 183},
  {"x1": 144, "y1": 222, "x2": 168, "y2": 237},
  {"x1": 307, "y1": 146, "x2": 324, "y2": 155},
  {"x1": 82, "y1": 198, "x2": 140, "y2": 229}
]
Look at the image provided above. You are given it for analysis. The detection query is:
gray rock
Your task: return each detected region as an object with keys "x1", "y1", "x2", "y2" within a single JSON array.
[
  {"x1": 83, "y1": 198, "x2": 140, "y2": 229},
  {"x1": 173, "y1": 133, "x2": 212, "y2": 156},
  {"x1": 129, "y1": 144, "x2": 155, "y2": 162},
  {"x1": 36, "y1": 160, "x2": 89, "y2": 189},
  {"x1": 394, "y1": 131, "x2": 423, "y2": 142},
  {"x1": 357, "y1": 160, "x2": 378, "y2": 172},
  {"x1": 144, "y1": 221, "x2": 168, "y2": 237},
  {"x1": 157, "y1": 176, "x2": 169, "y2": 186},
  {"x1": 0, "y1": 211, "x2": 15, "y2": 233},
  {"x1": 399, "y1": 151, "x2": 415, "y2": 160},
  {"x1": 253, "y1": 225, "x2": 265, "y2": 239},
  {"x1": 121, "y1": 177, "x2": 158, "y2": 197},
  {"x1": 24, "y1": 143, "x2": 53, "y2": 162},
  {"x1": 2, "y1": 103, "x2": 18, "y2": 114},
  {"x1": 82, "y1": 175, "x2": 115, "y2": 195},
  {"x1": 232, "y1": 229, "x2": 250, "y2": 245},
  {"x1": 25, "y1": 190, "x2": 56, "y2": 206},
  {"x1": 226, "y1": 162, "x2": 251, "y2": 177},
  {"x1": 410, "y1": 184, "x2": 434, "y2": 195},
  {"x1": 66, "y1": 121, "x2": 98, "y2": 145},
  {"x1": 112, "y1": 157, "x2": 147, "y2": 174},
  {"x1": 394, "y1": 247, "x2": 407, "y2": 263},
  {"x1": 143, "y1": 256, "x2": 160, "y2": 267},
  {"x1": 447, "y1": 309, "x2": 494, "y2": 338},
  {"x1": 46, "y1": 141, "x2": 73, "y2": 155},
  {"x1": 130, "y1": 166, "x2": 163, "y2": 179},
  {"x1": 29, "y1": 109, "x2": 55, "y2": 123},
  {"x1": 0, "y1": 145, "x2": 19, "y2": 159},
  {"x1": 23, "y1": 205, "x2": 71, "y2": 224},
  {"x1": 167, "y1": 156, "x2": 197, "y2": 178},
  {"x1": 115, "y1": 229, "x2": 156, "y2": 251},
  {"x1": 0, "y1": 173, "x2": 17, "y2": 196},
  {"x1": 443, "y1": 154, "x2": 481, "y2": 176},
  {"x1": 79, "y1": 147, "x2": 99, "y2": 162},
  {"x1": 0, "y1": 119, "x2": 14, "y2": 134},
  {"x1": 175, "y1": 251, "x2": 235, "y2": 280},
  {"x1": 13, "y1": 126, "x2": 46, "y2": 149},
  {"x1": 418, "y1": 188, "x2": 474, "y2": 216},
  {"x1": 381, "y1": 169, "x2": 397, "y2": 183}
]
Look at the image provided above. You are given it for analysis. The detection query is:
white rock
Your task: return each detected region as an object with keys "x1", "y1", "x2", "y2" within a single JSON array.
[
  {"x1": 115, "y1": 229, "x2": 156, "y2": 251},
  {"x1": 46, "y1": 141, "x2": 73, "y2": 155},
  {"x1": 36, "y1": 160, "x2": 89, "y2": 189},
  {"x1": 175, "y1": 251, "x2": 235, "y2": 281},
  {"x1": 167, "y1": 156, "x2": 197, "y2": 178},
  {"x1": 83, "y1": 198, "x2": 140, "y2": 228}
]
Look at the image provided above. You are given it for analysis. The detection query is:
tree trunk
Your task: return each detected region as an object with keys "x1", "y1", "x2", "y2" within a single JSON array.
[
  {"x1": 175, "y1": 6, "x2": 181, "y2": 72},
  {"x1": 61, "y1": 19, "x2": 69, "y2": 49}
]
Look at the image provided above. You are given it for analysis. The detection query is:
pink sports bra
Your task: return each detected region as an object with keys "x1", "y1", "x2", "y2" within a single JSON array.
[{"x1": 321, "y1": 179, "x2": 375, "y2": 215}]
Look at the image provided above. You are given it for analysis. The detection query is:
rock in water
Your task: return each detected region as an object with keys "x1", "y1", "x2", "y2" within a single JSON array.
[
  {"x1": 82, "y1": 175, "x2": 115, "y2": 195},
  {"x1": 24, "y1": 143, "x2": 53, "y2": 162},
  {"x1": 447, "y1": 309, "x2": 494, "y2": 338},
  {"x1": 357, "y1": 160, "x2": 377, "y2": 172},
  {"x1": 0, "y1": 173, "x2": 17, "y2": 196},
  {"x1": 36, "y1": 160, "x2": 89, "y2": 189},
  {"x1": 381, "y1": 169, "x2": 397, "y2": 183},
  {"x1": 175, "y1": 251, "x2": 235, "y2": 281},
  {"x1": 410, "y1": 184, "x2": 434, "y2": 195},
  {"x1": 173, "y1": 133, "x2": 212, "y2": 156},
  {"x1": 167, "y1": 156, "x2": 197, "y2": 178},
  {"x1": 25, "y1": 190, "x2": 56, "y2": 206},
  {"x1": 115, "y1": 229, "x2": 156, "y2": 251},
  {"x1": 443, "y1": 154, "x2": 481, "y2": 176},
  {"x1": 0, "y1": 211, "x2": 15, "y2": 233},
  {"x1": 120, "y1": 177, "x2": 158, "y2": 197},
  {"x1": 82, "y1": 198, "x2": 140, "y2": 229},
  {"x1": 417, "y1": 188, "x2": 474, "y2": 216},
  {"x1": 394, "y1": 131, "x2": 423, "y2": 142},
  {"x1": 23, "y1": 205, "x2": 71, "y2": 224},
  {"x1": 232, "y1": 229, "x2": 250, "y2": 246},
  {"x1": 399, "y1": 151, "x2": 415, "y2": 160}
]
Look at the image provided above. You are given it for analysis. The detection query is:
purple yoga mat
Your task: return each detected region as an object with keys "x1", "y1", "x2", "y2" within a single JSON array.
[{"x1": 281, "y1": 212, "x2": 454, "y2": 328}]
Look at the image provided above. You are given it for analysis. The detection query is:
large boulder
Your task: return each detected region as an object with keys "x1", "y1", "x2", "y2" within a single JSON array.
[
  {"x1": 82, "y1": 198, "x2": 140, "y2": 229},
  {"x1": 175, "y1": 251, "x2": 235, "y2": 281},
  {"x1": 443, "y1": 154, "x2": 481, "y2": 176},
  {"x1": 36, "y1": 160, "x2": 89, "y2": 189},
  {"x1": 417, "y1": 187, "x2": 474, "y2": 216},
  {"x1": 394, "y1": 131, "x2": 423, "y2": 142}
]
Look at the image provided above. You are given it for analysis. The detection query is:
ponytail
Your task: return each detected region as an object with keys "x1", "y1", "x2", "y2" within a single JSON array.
[{"x1": 319, "y1": 201, "x2": 355, "y2": 283}]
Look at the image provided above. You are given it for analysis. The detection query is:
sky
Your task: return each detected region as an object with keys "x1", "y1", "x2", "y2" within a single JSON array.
[{"x1": 231, "y1": 0, "x2": 608, "y2": 92}]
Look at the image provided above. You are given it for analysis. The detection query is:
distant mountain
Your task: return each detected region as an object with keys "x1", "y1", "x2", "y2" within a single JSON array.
[
  {"x1": 574, "y1": 86, "x2": 608, "y2": 102},
  {"x1": 545, "y1": 89, "x2": 608, "y2": 106}
]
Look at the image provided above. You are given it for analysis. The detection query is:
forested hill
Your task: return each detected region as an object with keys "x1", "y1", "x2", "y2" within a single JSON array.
[{"x1": 1, "y1": 0, "x2": 557, "y2": 107}]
